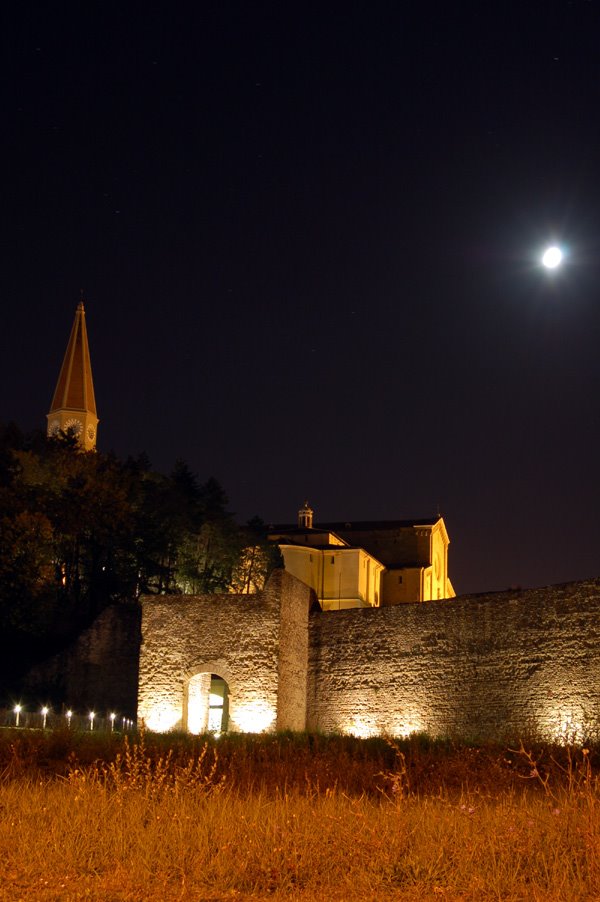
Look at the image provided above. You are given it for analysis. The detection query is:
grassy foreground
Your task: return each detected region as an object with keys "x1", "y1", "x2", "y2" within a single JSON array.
[{"x1": 1, "y1": 729, "x2": 599, "y2": 901}]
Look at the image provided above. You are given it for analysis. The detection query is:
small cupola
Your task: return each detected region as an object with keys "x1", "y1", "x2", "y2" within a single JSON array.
[{"x1": 298, "y1": 501, "x2": 314, "y2": 529}]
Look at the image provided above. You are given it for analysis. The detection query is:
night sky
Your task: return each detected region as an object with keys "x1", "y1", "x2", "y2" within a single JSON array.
[{"x1": 3, "y1": 4, "x2": 600, "y2": 595}]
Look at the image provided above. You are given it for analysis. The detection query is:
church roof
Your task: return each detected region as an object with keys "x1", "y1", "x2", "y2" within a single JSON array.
[
  {"x1": 271, "y1": 517, "x2": 441, "y2": 532},
  {"x1": 277, "y1": 540, "x2": 354, "y2": 551},
  {"x1": 268, "y1": 526, "x2": 351, "y2": 548},
  {"x1": 268, "y1": 527, "x2": 341, "y2": 537},
  {"x1": 319, "y1": 517, "x2": 441, "y2": 530},
  {"x1": 48, "y1": 301, "x2": 97, "y2": 415}
]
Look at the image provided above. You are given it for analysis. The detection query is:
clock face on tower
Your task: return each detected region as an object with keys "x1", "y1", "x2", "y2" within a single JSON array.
[
  {"x1": 87, "y1": 424, "x2": 96, "y2": 442},
  {"x1": 49, "y1": 420, "x2": 61, "y2": 436},
  {"x1": 64, "y1": 417, "x2": 83, "y2": 435}
]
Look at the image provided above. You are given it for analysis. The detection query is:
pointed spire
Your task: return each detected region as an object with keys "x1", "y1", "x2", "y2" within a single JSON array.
[{"x1": 47, "y1": 299, "x2": 99, "y2": 450}]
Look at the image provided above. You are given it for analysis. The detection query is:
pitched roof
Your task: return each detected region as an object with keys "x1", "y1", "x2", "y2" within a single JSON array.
[
  {"x1": 277, "y1": 540, "x2": 354, "y2": 551},
  {"x1": 271, "y1": 517, "x2": 440, "y2": 532},
  {"x1": 48, "y1": 301, "x2": 97, "y2": 415}
]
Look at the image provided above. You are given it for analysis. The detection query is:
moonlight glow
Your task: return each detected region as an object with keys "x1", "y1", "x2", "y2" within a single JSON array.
[{"x1": 542, "y1": 246, "x2": 563, "y2": 269}]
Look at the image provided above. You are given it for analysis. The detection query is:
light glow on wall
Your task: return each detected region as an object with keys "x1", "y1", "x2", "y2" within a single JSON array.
[
  {"x1": 187, "y1": 672, "x2": 211, "y2": 734},
  {"x1": 344, "y1": 717, "x2": 378, "y2": 739},
  {"x1": 540, "y1": 705, "x2": 586, "y2": 744},
  {"x1": 232, "y1": 699, "x2": 276, "y2": 733},
  {"x1": 143, "y1": 702, "x2": 181, "y2": 733},
  {"x1": 343, "y1": 709, "x2": 425, "y2": 740},
  {"x1": 391, "y1": 715, "x2": 424, "y2": 738}
]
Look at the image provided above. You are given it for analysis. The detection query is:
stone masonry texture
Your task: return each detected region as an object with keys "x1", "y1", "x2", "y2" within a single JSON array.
[
  {"x1": 24, "y1": 574, "x2": 600, "y2": 741},
  {"x1": 308, "y1": 578, "x2": 600, "y2": 739},
  {"x1": 137, "y1": 570, "x2": 313, "y2": 732}
]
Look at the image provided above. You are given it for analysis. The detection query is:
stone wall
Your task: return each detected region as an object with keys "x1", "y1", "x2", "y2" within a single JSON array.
[
  {"x1": 23, "y1": 605, "x2": 141, "y2": 716},
  {"x1": 308, "y1": 578, "x2": 600, "y2": 740},
  {"x1": 27, "y1": 573, "x2": 600, "y2": 741},
  {"x1": 137, "y1": 570, "x2": 313, "y2": 733},
  {"x1": 276, "y1": 570, "x2": 314, "y2": 730}
]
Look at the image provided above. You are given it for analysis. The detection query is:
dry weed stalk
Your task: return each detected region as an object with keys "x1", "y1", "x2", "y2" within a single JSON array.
[
  {"x1": 67, "y1": 726, "x2": 226, "y2": 798},
  {"x1": 508, "y1": 739, "x2": 599, "y2": 808},
  {"x1": 3, "y1": 739, "x2": 600, "y2": 899},
  {"x1": 377, "y1": 739, "x2": 411, "y2": 801}
]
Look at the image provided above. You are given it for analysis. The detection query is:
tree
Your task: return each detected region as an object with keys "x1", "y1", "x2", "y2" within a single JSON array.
[
  {"x1": 0, "y1": 507, "x2": 55, "y2": 633},
  {"x1": 229, "y1": 517, "x2": 283, "y2": 594},
  {"x1": 0, "y1": 422, "x2": 282, "y2": 659},
  {"x1": 12, "y1": 435, "x2": 140, "y2": 622},
  {"x1": 173, "y1": 476, "x2": 244, "y2": 594}
]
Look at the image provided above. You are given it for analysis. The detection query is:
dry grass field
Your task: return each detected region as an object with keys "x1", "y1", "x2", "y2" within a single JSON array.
[{"x1": 1, "y1": 729, "x2": 599, "y2": 901}]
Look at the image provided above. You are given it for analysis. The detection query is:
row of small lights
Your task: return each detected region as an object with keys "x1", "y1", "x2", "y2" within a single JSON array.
[{"x1": 12, "y1": 704, "x2": 134, "y2": 732}]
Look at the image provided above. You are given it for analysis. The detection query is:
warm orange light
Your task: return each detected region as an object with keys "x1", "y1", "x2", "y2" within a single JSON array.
[
  {"x1": 143, "y1": 702, "x2": 181, "y2": 733},
  {"x1": 232, "y1": 700, "x2": 276, "y2": 734}
]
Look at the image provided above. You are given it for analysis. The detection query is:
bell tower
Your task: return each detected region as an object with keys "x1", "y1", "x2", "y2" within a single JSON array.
[
  {"x1": 297, "y1": 501, "x2": 314, "y2": 529},
  {"x1": 47, "y1": 299, "x2": 99, "y2": 451}
]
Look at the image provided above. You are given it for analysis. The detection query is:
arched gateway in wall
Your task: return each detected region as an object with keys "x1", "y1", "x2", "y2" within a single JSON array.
[
  {"x1": 185, "y1": 666, "x2": 231, "y2": 734},
  {"x1": 138, "y1": 572, "x2": 600, "y2": 741},
  {"x1": 137, "y1": 570, "x2": 313, "y2": 733}
]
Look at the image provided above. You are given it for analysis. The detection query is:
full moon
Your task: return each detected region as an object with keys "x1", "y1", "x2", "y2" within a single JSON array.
[{"x1": 542, "y1": 246, "x2": 563, "y2": 269}]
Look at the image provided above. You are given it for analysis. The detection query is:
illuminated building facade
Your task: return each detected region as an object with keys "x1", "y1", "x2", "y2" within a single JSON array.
[{"x1": 268, "y1": 503, "x2": 455, "y2": 608}]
